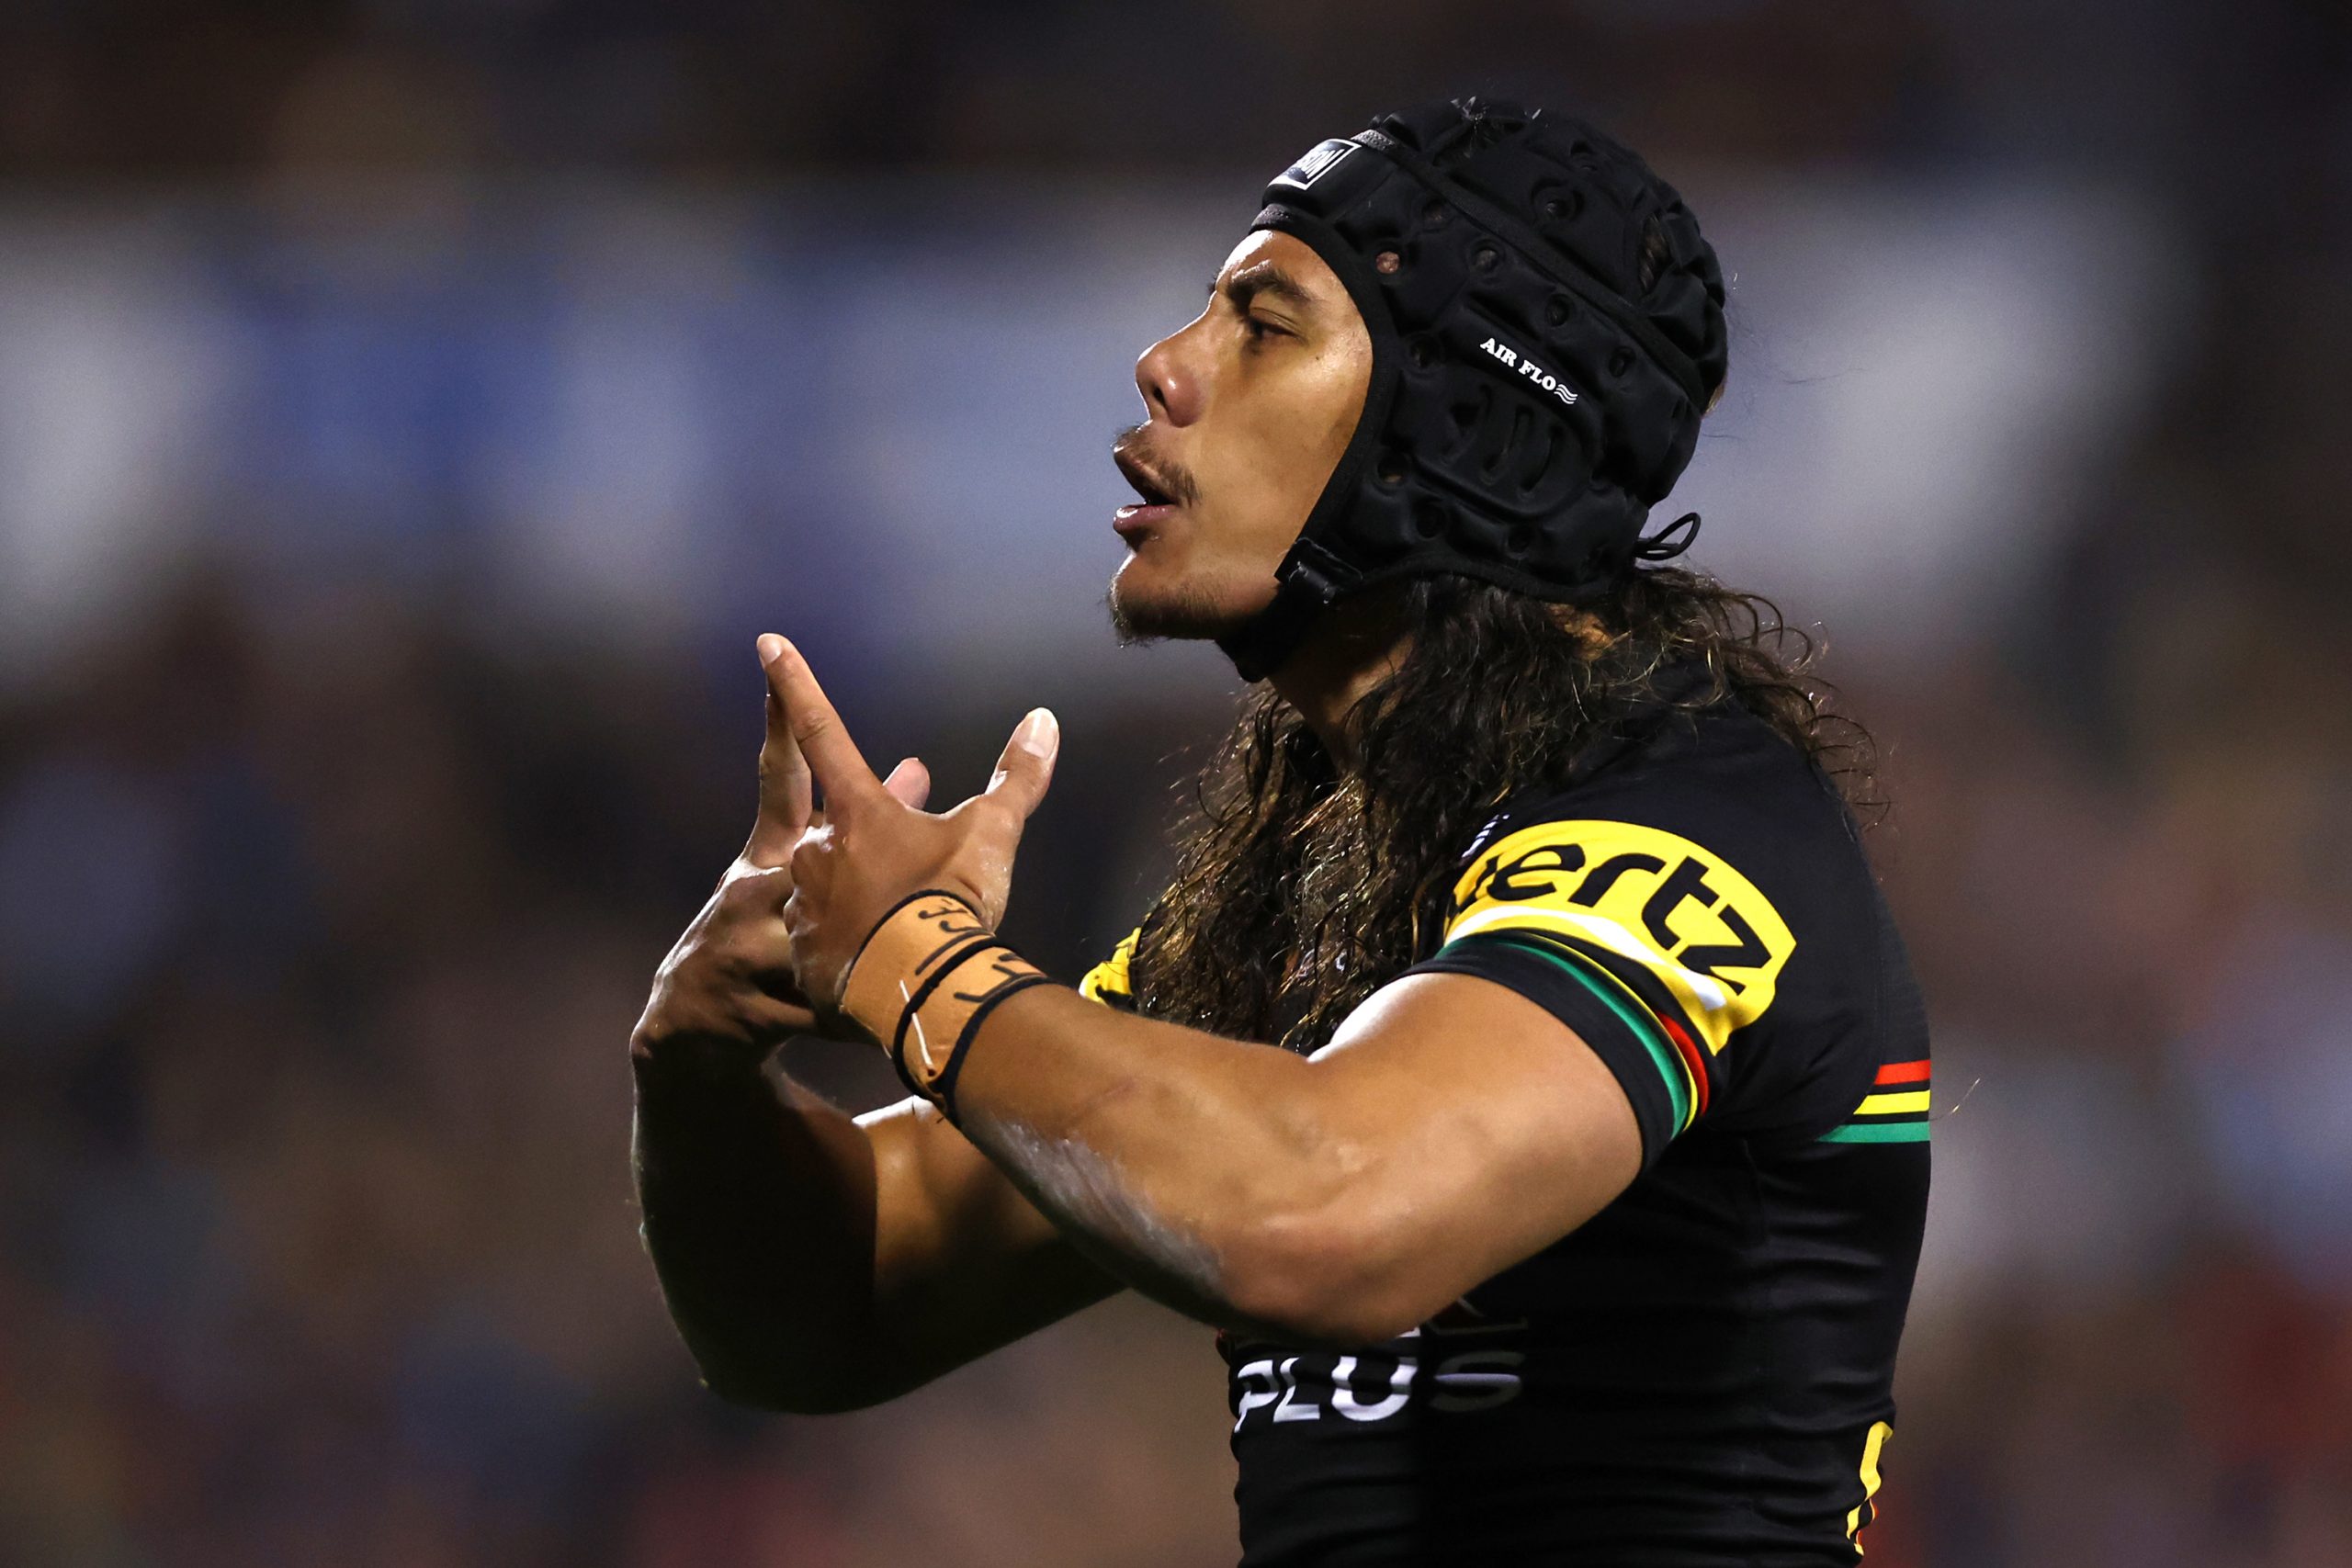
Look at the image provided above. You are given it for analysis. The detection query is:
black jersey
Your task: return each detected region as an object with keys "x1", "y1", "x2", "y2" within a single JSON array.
[{"x1": 1082, "y1": 686, "x2": 1929, "y2": 1566}]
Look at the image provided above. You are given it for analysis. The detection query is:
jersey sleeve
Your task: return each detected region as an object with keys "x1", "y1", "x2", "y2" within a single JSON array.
[
  {"x1": 1404, "y1": 812, "x2": 1807, "y2": 1169},
  {"x1": 1078, "y1": 927, "x2": 1141, "y2": 1011}
]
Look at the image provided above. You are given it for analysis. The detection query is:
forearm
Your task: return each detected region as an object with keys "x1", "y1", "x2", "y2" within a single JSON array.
[
  {"x1": 760, "y1": 648, "x2": 1531, "y2": 1343},
  {"x1": 630, "y1": 1046, "x2": 886, "y2": 1411},
  {"x1": 944, "y1": 986, "x2": 1397, "y2": 1341}
]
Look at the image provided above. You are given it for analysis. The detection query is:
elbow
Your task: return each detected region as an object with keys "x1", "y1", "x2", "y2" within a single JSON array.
[
  {"x1": 675, "y1": 1323, "x2": 897, "y2": 1415},
  {"x1": 1215, "y1": 1204, "x2": 1435, "y2": 1348},
  {"x1": 695, "y1": 1351, "x2": 893, "y2": 1416}
]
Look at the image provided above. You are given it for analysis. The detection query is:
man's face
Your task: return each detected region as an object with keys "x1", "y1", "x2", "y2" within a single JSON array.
[{"x1": 1108, "y1": 229, "x2": 1374, "y2": 641}]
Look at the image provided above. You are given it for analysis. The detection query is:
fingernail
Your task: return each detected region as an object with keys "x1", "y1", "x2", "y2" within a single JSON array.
[
  {"x1": 1015, "y1": 707, "x2": 1058, "y2": 756},
  {"x1": 756, "y1": 633, "x2": 786, "y2": 666}
]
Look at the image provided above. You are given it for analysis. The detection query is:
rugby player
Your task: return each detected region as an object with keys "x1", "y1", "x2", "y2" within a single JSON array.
[{"x1": 631, "y1": 97, "x2": 1930, "y2": 1565}]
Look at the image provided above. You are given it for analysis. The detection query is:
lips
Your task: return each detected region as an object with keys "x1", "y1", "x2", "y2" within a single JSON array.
[
  {"x1": 1114, "y1": 446, "x2": 1180, "y2": 507},
  {"x1": 1114, "y1": 446, "x2": 1183, "y2": 540},
  {"x1": 1114, "y1": 500, "x2": 1176, "y2": 541}
]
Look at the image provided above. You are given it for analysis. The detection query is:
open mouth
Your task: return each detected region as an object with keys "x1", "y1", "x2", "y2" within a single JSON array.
[
  {"x1": 1113, "y1": 445, "x2": 1185, "y2": 540},
  {"x1": 1114, "y1": 447, "x2": 1181, "y2": 510}
]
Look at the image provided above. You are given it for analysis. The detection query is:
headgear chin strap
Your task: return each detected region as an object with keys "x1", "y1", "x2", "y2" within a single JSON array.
[{"x1": 1214, "y1": 98, "x2": 1728, "y2": 682}]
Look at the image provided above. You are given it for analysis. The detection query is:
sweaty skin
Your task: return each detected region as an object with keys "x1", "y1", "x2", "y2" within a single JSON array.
[
  {"x1": 1111, "y1": 231, "x2": 1373, "y2": 644},
  {"x1": 629, "y1": 231, "x2": 1642, "y2": 1407}
]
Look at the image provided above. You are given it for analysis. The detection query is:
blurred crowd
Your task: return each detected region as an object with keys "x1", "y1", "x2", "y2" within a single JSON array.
[
  {"x1": 0, "y1": 581, "x2": 1248, "y2": 1566},
  {"x1": 3, "y1": 0, "x2": 2337, "y2": 182},
  {"x1": 4, "y1": 1, "x2": 2352, "y2": 1565}
]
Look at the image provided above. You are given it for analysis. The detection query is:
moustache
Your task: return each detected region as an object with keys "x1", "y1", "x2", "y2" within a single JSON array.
[{"x1": 1112, "y1": 423, "x2": 1202, "y2": 510}]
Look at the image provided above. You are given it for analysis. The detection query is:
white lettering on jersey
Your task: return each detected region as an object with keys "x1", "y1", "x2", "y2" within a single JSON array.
[
  {"x1": 1272, "y1": 1357, "x2": 1320, "y2": 1422},
  {"x1": 1232, "y1": 1348, "x2": 1526, "y2": 1431},
  {"x1": 1233, "y1": 1359, "x2": 1279, "y2": 1432},
  {"x1": 1331, "y1": 1355, "x2": 1417, "y2": 1421}
]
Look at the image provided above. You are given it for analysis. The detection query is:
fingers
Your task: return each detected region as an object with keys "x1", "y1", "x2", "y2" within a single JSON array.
[
  {"x1": 746, "y1": 677, "x2": 814, "y2": 868},
  {"x1": 883, "y1": 757, "x2": 932, "y2": 810},
  {"x1": 981, "y1": 707, "x2": 1059, "y2": 825},
  {"x1": 760, "y1": 634, "x2": 885, "y2": 816}
]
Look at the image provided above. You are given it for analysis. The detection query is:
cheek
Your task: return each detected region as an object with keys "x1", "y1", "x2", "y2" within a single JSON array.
[
  {"x1": 1303, "y1": 346, "x2": 1372, "y2": 474},
  {"x1": 1223, "y1": 420, "x2": 1340, "y2": 553},
  {"x1": 1223, "y1": 413, "x2": 1336, "y2": 543},
  {"x1": 1176, "y1": 347, "x2": 1369, "y2": 574},
  {"x1": 1245, "y1": 358, "x2": 1367, "y2": 525}
]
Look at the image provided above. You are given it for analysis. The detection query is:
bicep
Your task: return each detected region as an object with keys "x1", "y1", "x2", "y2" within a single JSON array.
[
  {"x1": 1305, "y1": 971, "x2": 1644, "y2": 1314},
  {"x1": 856, "y1": 1096, "x2": 1123, "y2": 1389}
]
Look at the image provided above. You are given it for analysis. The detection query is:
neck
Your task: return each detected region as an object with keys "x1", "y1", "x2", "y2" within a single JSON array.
[{"x1": 1267, "y1": 597, "x2": 1410, "y2": 773}]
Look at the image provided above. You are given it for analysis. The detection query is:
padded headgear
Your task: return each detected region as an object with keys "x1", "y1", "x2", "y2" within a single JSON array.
[{"x1": 1216, "y1": 98, "x2": 1728, "y2": 681}]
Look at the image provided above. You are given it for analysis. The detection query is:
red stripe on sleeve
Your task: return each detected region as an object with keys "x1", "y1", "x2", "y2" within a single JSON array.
[
  {"x1": 1874, "y1": 1059, "x2": 1931, "y2": 1086},
  {"x1": 1659, "y1": 1017, "x2": 1711, "y2": 1119}
]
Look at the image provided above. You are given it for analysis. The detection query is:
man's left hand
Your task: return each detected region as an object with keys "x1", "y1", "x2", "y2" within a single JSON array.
[{"x1": 758, "y1": 633, "x2": 1059, "y2": 1010}]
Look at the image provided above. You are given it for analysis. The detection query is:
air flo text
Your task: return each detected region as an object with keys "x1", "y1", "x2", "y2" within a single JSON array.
[{"x1": 1478, "y1": 336, "x2": 1579, "y2": 406}]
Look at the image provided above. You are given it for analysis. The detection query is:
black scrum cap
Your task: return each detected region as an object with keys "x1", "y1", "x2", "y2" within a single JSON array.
[{"x1": 1217, "y1": 97, "x2": 1729, "y2": 682}]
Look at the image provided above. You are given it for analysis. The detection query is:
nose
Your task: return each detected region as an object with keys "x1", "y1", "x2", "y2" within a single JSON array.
[{"x1": 1134, "y1": 327, "x2": 1204, "y2": 428}]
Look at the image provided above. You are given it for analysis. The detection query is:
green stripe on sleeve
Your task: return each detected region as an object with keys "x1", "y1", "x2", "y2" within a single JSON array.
[
  {"x1": 1446, "y1": 931, "x2": 1694, "y2": 1135},
  {"x1": 1821, "y1": 1122, "x2": 1931, "y2": 1145}
]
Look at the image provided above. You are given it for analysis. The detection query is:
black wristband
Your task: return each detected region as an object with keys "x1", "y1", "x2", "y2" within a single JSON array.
[{"x1": 931, "y1": 972, "x2": 1056, "y2": 1124}]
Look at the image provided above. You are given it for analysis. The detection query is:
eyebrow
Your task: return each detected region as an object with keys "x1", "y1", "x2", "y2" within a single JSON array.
[{"x1": 1212, "y1": 260, "x2": 1318, "y2": 314}]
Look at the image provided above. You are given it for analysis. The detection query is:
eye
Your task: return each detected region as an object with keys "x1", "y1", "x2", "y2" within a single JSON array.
[{"x1": 1242, "y1": 313, "x2": 1289, "y2": 344}]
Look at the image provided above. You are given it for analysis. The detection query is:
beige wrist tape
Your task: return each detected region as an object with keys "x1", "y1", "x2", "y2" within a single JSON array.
[{"x1": 839, "y1": 891, "x2": 1050, "y2": 1117}]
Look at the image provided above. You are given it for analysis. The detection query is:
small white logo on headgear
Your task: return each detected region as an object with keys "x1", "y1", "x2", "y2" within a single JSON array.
[
  {"x1": 1272, "y1": 140, "x2": 1358, "y2": 191},
  {"x1": 1478, "y1": 335, "x2": 1580, "y2": 406}
]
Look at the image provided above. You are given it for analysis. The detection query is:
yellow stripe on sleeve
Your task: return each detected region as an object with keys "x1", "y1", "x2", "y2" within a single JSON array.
[
  {"x1": 1078, "y1": 928, "x2": 1139, "y2": 1006},
  {"x1": 1845, "y1": 1420, "x2": 1893, "y2": 1551}
]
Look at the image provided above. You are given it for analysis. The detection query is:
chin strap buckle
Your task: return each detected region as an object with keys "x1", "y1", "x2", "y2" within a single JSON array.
[
  {"x1": 1216, "y1": 537, "x2": 1366, "y2": 682},
  {"x1": 1633, "y1": 510, "x2": 1702, "y2": 563},
  {"x1": 1278, "y1": 536, "x2": 1360, "y2": 605}
]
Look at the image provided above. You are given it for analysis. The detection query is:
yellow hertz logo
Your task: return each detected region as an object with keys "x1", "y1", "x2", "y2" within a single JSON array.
[{"x1": 1447, "y1": 820, "x2": 1796, "y2": 1051}]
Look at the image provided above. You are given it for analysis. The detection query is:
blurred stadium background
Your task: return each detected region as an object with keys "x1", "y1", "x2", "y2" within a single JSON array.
[{"x1": 3, "y1": 2, "x2": 2349, "y2": 1563}]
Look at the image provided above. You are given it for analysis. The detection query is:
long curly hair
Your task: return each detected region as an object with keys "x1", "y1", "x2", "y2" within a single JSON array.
[{"x1": 1127, "y1": 569, "x2": 1871, "y2": 1052}]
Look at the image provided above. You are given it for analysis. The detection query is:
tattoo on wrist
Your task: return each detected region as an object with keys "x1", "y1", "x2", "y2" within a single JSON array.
[{"x1": 839, "y1": 891, "x2": 1052, "y2": 1121}]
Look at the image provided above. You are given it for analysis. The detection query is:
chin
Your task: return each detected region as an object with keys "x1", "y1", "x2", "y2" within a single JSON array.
[{"x1": 1107, "y1": 556, "x2": 1269, "y2": 644}]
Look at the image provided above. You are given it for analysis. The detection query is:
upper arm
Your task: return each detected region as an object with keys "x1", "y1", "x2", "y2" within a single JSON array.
[
  {"x1": 830, "y1": 923, "x2": 1164, "y2": 1397},
  {"x1": 1264, "y1": 803, "x2": 1819, "y2": 1337},
  {"x1": 1411, "y1": 812, "x2": 1812, "y2": 1156},
  {"x1": 849, "y1": 1095, "x2": 1124, "y2": 1397},
  {"x1": 1285, "y1": 969, "x2": 1645, "y2": 1332},
  {"x1": 819, "y1": 925, "x2": 1161, "y2": 1396}
]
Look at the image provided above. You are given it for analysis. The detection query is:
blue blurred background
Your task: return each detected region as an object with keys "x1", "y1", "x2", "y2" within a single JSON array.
[{"x1": 3, "y1": 2, "x2": 2350, "y2": 1563}]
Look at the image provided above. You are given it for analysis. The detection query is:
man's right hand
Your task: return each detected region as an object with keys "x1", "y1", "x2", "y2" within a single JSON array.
[
  {"x1": 630, "y1": 647, "x2": 933, "y2": 1073},
  {"x1": 630, "y1": 646, "x2": 1122, "y2": 1416}
]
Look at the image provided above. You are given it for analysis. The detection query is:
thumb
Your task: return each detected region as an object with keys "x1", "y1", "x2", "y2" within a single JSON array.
[
  {"x1": 883, "y1": 757, "x2": 932, "y2": 810},
  {"x1": 982, "y1": 707, "x2": 1059, "y2": 825}
]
